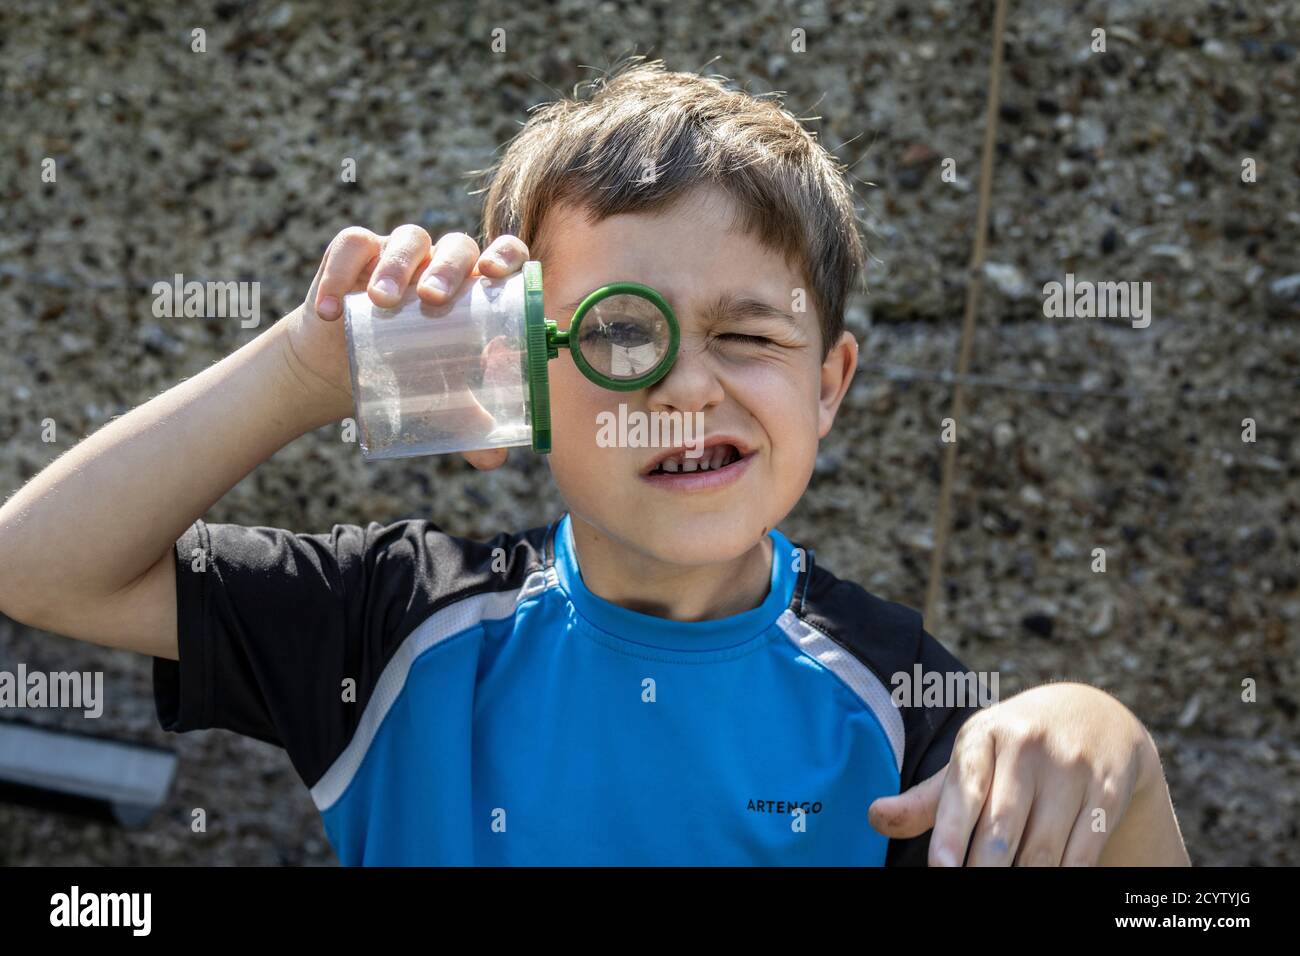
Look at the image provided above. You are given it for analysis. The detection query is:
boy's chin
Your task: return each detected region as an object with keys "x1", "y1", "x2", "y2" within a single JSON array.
[{"x1": 618, "y1": 513, "x2": 772, "y2": 567}]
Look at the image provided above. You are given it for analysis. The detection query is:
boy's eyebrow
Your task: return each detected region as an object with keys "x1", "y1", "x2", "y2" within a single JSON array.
[
  {"x1": 558, "y1": 291, "x2": 802, "y2": 328},
  {"x1": 700, "y1": 292, "x2": 801, "y2": 328}
]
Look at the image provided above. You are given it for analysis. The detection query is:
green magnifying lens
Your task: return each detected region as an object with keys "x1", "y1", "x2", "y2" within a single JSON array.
[{"x1": 523, "y1": 260, "x2": 678, "y2": 453}]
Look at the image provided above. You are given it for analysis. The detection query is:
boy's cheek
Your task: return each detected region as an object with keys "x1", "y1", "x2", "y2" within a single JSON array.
[
  {"x1": 739, "y1": 382, "x2": 820, "y2": 477},
  {"x1": 547, "y1": 402, "x2": 642, "y2": 507}
]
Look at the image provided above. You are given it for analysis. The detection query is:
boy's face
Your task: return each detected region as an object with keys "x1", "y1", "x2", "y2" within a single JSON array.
[{"x1": 538, "y1": 185, "x2": 857, "y2": 567}]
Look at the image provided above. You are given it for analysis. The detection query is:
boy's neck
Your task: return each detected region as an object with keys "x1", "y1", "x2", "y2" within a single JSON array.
[{"x1": 567, "y1": 514, "x2": 775, "y2": 622}]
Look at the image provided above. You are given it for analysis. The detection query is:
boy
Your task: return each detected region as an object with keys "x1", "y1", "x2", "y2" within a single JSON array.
[{"x1": 0, "y1": 61, "x2": 1187, "y2": 865}]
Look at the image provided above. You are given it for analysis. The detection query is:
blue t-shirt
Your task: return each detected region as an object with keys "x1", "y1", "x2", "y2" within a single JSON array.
[{"x1": 154, "y1": 512, "x2": 981, "y2": 865}]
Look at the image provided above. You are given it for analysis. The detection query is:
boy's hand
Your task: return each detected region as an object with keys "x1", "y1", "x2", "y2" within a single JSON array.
[
  {"x1": 286, "y1": 225, "x2": 530, "y2": 469},
  {"x1": 868, "y1": 682, "x2": 1189, "y2": 865}
]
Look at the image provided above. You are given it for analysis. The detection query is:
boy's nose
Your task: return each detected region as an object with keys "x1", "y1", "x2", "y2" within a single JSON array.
[{"x1": 643, "y1": 342, "x2": 724, "y2": 413}]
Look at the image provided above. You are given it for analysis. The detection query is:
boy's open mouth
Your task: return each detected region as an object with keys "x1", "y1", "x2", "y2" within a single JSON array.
[{"x1": 640, "y1": 438, "x2": 756, "y2": 490}]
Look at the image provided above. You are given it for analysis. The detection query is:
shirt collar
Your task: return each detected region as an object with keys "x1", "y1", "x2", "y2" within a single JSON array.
[{"x1": 551, "y1": 512, "x2": 798, "y2": 652}]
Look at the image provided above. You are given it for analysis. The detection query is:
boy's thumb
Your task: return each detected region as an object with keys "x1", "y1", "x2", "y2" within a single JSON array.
[{"x1": 868, "y1": 764, "x2": 948, "y2": 838}]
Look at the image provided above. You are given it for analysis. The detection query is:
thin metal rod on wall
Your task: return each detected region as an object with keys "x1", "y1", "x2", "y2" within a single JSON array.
[{"x1": 924, "y1": 0, "x2": 1011, "y2": 627}]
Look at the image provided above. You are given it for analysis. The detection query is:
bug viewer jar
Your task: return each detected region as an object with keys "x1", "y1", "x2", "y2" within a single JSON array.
[{"x1": 342, "y1": 261, "x2": 679, "y2": 460}]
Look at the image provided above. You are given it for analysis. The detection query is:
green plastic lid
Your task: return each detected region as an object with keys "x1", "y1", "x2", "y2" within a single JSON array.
[{"x1": 522, "y1": 260, "x2": 551, "y2": 454}]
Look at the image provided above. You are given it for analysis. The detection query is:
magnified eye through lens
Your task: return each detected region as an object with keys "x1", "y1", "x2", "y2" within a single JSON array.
[{"x1": 576, "y1": 294, "x2": 672, "y2": 381}]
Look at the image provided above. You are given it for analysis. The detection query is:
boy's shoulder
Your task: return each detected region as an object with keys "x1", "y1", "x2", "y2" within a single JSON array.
[
  {"x1": 787, "y1": 540, "x2": 984, "y2": 862},
  {"x1": 299, "y1": 513, "x2": 555, "y2": 606},
  {"x1": 794, "y1": 548, "x2": 927, "y2": 668}
]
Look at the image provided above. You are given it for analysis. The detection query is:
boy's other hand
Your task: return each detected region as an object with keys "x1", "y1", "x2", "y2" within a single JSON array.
[
  {"x1": 867, "y1": 682, "x2": 1190, "y2": 865},
  {"x1": 288, "y1": 225, "x2": 530, "y2": 469}
]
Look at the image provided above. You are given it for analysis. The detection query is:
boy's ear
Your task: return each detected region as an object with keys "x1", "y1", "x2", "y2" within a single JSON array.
[{"x1": 817, "y1": 330, "x2": 859, "y2": 439}]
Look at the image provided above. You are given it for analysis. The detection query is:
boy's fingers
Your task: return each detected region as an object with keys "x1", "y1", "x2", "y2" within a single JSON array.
[
  {"x1": 462, "y1": 448, "x2": 508, "y2": 470},
  {"x1": 929, "y1": 727, "x2": 995, "y2": 866},
  {"x1": 417, "y1": 232, "x2": 481, "y2": 303},
  {"x1": 965, "y1": 753, "x2": 1035, "y2": 866},
  {"x1": 1060, "y1": 775, "x2": 1125, "y2": 866},
  {"x1": 367, "y1": 223, "x2": 433, "y2": 307},
  {"x1": 1013, "y1": 774, "x2": 1087, "y2": 866},
  {"x1": 867, "y1": 765, "x2": 946, "y2": 839},
  {"x1": 314, "y1": 227, "x2": 383, "y2": 320},
  {"x1": 476, "y1": 235, "x2": 530, "y2": 277}
]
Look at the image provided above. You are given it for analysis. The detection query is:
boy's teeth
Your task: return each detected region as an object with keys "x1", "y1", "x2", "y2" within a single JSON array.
[{"x1": 654, "y1": 444, "x2": 742, "y2": 474}]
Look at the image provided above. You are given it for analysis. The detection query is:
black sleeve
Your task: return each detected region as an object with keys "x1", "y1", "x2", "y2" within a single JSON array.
[
  {"x1": 884, "y1": 629, "x2": 986, "y2": 867},
  {"x1": 152, "y1": 518, "x2": 445, "y2": 786}
]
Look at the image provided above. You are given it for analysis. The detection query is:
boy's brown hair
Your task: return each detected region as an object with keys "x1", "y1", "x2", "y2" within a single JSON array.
[{"x1": 473, "y1": 57, "x2": 866, "y2": 357}]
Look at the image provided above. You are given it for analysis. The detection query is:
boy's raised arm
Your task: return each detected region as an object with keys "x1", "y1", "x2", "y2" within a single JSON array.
[{"x1": 0, "y1": 226, "x2": 525, "y2": 658}]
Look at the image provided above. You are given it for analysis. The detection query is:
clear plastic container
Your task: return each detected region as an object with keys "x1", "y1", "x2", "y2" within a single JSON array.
[
  {"x1": 343, "y1": 270, "x2": 535, "y2": 460},
  {"x1": 343, "y1": 260, "x2": 680, "y2": 462}
]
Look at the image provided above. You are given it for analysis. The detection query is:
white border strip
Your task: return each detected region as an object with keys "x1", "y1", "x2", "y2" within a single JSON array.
[{"x1": 311, "y1": 570, "x2": 551, "y2": 810}]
